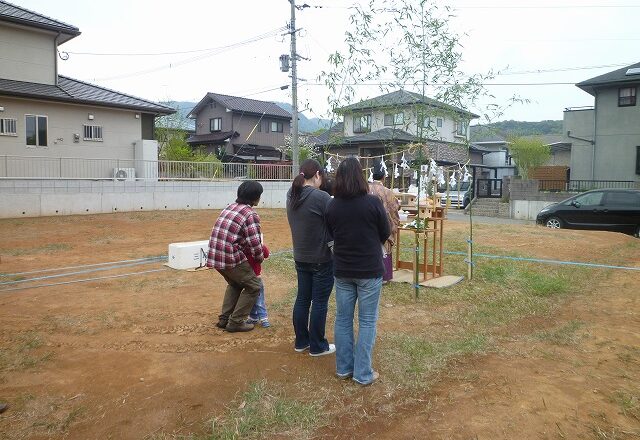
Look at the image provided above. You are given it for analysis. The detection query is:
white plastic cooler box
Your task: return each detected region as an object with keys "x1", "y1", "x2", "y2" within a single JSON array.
[{"x1": 168, "y1": 240, "x2": 210, "y2": 270}]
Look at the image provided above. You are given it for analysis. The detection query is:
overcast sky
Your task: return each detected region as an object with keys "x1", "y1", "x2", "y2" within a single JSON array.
[{"x1": 18, "y1": 0, "x2": 640, "y2": 123}]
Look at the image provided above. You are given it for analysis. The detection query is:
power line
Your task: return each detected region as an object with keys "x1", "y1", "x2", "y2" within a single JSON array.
[
  {"x1": 456, "y1": 4, "x2": 640, "y2": 9},
  {"x1": 303, "y1": 81, "x2": 577, "y2": 87},
  {"x1": 68, "y1": 26, "x2": 287, "y2": 57},
  {"x1": 93, "y1": 27, "x2": 287, "y2": 82},
  {"x1": 499, "y1": 62, "x2": 634, "y2": 75},
  {"x1": 298, "y1": 2, "x2": 640, "y2": 9}
]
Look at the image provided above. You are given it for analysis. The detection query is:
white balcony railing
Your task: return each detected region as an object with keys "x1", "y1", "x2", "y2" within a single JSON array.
[{"x1": 0, "y1": 156, "x2": 294, "y2": 181}]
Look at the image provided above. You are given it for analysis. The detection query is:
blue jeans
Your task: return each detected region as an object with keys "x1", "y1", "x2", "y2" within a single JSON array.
[
  {"x1": 334, "y1": 276, "x2": 382, "y2": 384},
  {"x1": 293, "y1": 260, "x2": 334, "y2": 354},
  {"x1": 249, "y1": 279, "x2": 268, "y2": 320}
]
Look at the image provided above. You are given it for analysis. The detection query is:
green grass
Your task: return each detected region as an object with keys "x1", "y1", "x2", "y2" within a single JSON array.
[
  {"x1": 3, "y1": 243, "x2": 72, "y2": 256},
  {"x1": 262, "y1": 252, "x2": 297, "y2": 312},
  {"x1": 207, "y1": 380, "x2": 320, "y2": 440},
  {"x1": 379, "y1": 333, "x2": 487, "y2": 387},
  {"x1": 0, "y1": 332, "x2": 53, "y2": 372},
  {"x1": 261, "y1": 251, "x2": 296, "y2": 277},
  {"x1": 612, "y1": 390, "x2": 640, "y2": 420},
  {"x1": 534, "y1": 321, "x2": 584, "y2": 345},
  {"x1": 377, "y1": 232, "x2": 598, "y2": 389}
]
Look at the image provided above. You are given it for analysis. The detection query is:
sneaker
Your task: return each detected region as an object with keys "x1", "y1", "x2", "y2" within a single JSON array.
[
  {"x1": 245, "y1": 317, "x2": 259, "y2": 325},
  {"x1": 294, "y1": 345, "x2": 310, "y2": 353},
  {"x1": 353, "y1": 371, "x2": 379, "y2": 386},
  {"x1": 310, "y1": 343, "x2": 336, "y2": 357},
  {"x1": 215, "y1": 319, "x2": 228, "y2": 329},
  {"x1": 224, "y1": 322, "x2": 255, "y2": 333},
  {"x1": 336, "y1": 372, "x2": 353, "y2": 380},
  {"x1": 259, "y1": 319, "x2": 271, "y2": 328}
]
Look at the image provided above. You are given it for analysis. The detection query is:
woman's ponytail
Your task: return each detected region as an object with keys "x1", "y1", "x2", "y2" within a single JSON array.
[{"x1": 288, "y1": 159, "x2": 323, "y2": 209}]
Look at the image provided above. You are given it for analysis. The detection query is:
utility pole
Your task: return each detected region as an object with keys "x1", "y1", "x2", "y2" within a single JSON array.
[{"x1": 289, "y1": 0, "x2": 299, "y2": 171}]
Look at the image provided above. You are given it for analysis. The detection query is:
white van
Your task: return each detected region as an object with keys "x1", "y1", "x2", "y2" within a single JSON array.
[{"x1": 439, "y1": 181, "x2": 472, "y2": 209}]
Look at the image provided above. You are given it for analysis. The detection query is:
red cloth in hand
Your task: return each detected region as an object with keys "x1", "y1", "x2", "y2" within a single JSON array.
[{"x1": 245, "y1": 245, "x2": 269, "y2": 275}]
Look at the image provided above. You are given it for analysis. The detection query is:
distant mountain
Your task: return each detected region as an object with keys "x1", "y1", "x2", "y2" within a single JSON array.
[
  {"x1": 158, "y1": 101, "x2": 196, "y2": 131},
  {"x1": 274, "y1": 102, "x2": 330, "y2": 133},
  {"x1": 157, "y1": 100, "x2": 330, "y2": 134},
  {"x1": 471, "y1": 120, "x2": 563, "y2": 142}
]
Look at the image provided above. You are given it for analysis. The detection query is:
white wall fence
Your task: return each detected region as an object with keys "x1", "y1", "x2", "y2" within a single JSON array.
[{"x1": 0, "y1": 180, "x2": 290, "y2": 218}]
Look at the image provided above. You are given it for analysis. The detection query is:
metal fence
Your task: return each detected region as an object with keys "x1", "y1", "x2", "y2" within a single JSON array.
[
  {"x1": 476, "y1": 178, "x2": 503, "y2": 198},
  {"x1": 0, "y1": 155, "x2": 294, "y2": 181},
  {"x1": 539, "y1": 180, "x2": 640, "y2": 192}
]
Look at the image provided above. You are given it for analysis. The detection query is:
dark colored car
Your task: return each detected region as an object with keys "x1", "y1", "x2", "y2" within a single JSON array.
[{"x1": 536, "y1": 189, "x2": 640, "y2": 237}]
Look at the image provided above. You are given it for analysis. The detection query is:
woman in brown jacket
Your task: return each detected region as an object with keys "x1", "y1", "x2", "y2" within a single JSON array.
[{"x1": 368, "y1": 161, "x2": 400, "y2": 282}]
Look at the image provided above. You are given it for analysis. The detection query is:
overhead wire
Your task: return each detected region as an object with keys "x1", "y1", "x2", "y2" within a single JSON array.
[{"x1": 94, "y1": 26, "x2": 287, "y2": 82}]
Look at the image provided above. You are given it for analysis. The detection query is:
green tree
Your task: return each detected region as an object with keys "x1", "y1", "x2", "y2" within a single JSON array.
[
  {"x1": 508, "y1": 137, "x2": 551, "y2": 179},
  {"x1": 319, "y1": 0, "x2": 521, "y2": 140},
  {"x1": 278, "y1": 134, "x2": 320, "y2": 162},
  {"x1": 159, "y1": 136, "x2": 193, "y2": 161}
]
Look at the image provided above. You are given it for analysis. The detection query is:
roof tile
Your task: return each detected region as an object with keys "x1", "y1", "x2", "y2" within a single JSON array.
[
  {"x1": 190, "y1": 93, "x2": 292, "y2": 119},
  {"x1": 0, "y1": 0, "x2": 79, "y2": 35},
  {"x1": 0, "y1": 76, "x2": 175, "y2": 114}
]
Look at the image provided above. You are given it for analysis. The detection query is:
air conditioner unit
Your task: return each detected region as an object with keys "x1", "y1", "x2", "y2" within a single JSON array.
[{"x1": 113, "y1": 167, "x2": 136, "y2": 181}]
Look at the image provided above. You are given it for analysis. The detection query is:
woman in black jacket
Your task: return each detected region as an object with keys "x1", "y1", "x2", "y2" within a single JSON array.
[{"x1": 326, "y1": 157, "x2": 390, "y2": 385}]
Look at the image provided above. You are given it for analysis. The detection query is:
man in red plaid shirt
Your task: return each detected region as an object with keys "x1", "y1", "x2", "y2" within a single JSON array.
[{"x1": 207, "y1": 181, "x2": 264, "y2": 332}]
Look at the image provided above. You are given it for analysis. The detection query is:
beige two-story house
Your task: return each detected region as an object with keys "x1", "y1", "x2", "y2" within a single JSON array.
[
  {"x1": 0, "y1": 1, "x2": 174, "y2": 179},
  {"x1": 186, "y1": 93, "x2": 291, "y2": 162},
  {"x1": 316, "y1": 89, "x2": 479, "y2": 166}
]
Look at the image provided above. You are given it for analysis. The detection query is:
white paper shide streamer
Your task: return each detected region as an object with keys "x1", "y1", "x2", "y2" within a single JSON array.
[{"x1": 325, "y1": 157, "x2": 334, "y2": 173}]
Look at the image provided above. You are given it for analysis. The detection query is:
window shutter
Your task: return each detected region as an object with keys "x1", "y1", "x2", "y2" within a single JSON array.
[{"x1": 636, "y1": 146, "x2": 640, "y2": 175}]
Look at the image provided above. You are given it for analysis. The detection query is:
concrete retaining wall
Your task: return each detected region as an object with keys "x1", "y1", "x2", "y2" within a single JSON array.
[
  {"x1": 0, "y1": 180, "x2": 289, "y2": 218},
  {"x1": 509, "y1": 178, "x2": 574, "y2": 220}
]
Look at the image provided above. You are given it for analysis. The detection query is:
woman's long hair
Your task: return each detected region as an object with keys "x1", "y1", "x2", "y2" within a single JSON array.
[
  {"x1": 289, "y1": 159, "x2": 324, "y2": 209},
  {"x1": 334, "y1": 157, "x2": 368, "y2": 199}
]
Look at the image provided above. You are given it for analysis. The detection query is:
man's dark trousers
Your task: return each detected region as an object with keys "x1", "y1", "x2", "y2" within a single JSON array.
[{"x1": 216, "y1": 262, "x2": 262, "y2": 327}]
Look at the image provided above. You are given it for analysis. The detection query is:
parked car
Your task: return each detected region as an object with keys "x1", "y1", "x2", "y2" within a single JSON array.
[
  {"x1": 536, "y1": 189, "x2": 640, "y2": 237},
  {"x1": 439, "y1": 181, "x2": 472, "y2": 209}
]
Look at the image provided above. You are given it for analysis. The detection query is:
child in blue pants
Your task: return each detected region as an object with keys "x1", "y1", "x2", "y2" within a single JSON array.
[{"x1": 244, "y1": 244, "x2": 271, "y2": 327}]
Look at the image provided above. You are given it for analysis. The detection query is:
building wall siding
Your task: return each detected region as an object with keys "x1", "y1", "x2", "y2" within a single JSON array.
[
  {"x1": 594, "y1": 87, "x2": 640, "y2": 181},
  {"x1": 0, "y1": 96, "x2": 142, "y2": 160},
  {"x1": 342, "y1": 107, "x2": 469, "y2": 143},
  {"x1": 0, "y1": 24, "x2": 56, "y2": 85},
  {"x1": 231, "y1": 113, "x2": 289, "y2": 148},
  {"x1": 193, "y1": 98, "x2": 290, "y2": 151},
  {"x1": 564, "y1": 108, "x2": 595, "y2": 180},
  {"x1": 194, "y1": 102, "x2": 232, "y2": 135}
]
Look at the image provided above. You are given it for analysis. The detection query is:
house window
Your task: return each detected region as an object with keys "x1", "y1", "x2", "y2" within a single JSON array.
[
  {"x1": 257, "y1": 120, "x2": 262, "y2": 132},
  {"x1": 271, "y1": 121, "x2": 283, "y2": 133},
  {"x1": 437, "y1": 118, "x2": 443, "y2": 128},
  {"x1": 0, "y1": 118, "x2": 17, "y2": 136},
  {"x1": 456, "y1": 120, "x2": 468, "y2": 136},
  {"x1": 210, "y1": 117, "x2": 222, "y2": 132},
  {"x1": 83, "y1": 125, "x2": 103, "y2": 141},
  {"x1": 353, "y1": 114, "x2": 371, "y2": 133},
  {"x1": 618, "y1": 87, "x2": 636, "y2": 107},
  {"x1": 25, "y1": 115, "x2": 47, "y2": 147},
  {"x1": 383, "y1": 112, "x2": 404, "y2": 126}
]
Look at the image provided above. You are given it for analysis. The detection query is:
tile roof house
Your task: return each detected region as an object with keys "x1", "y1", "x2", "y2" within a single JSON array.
[
  {"x1": 0, "y1": 0, "x2": 174, "y2": 180},
  {"x1": 564, "y1": 61, "x2": 640, "y2": 182},
  {"x1": 187, "y1": 93, "x2": 291, "y2": 162},
  {"x1": 316, "y1": 90, "x2": 479, "y2": 167}
]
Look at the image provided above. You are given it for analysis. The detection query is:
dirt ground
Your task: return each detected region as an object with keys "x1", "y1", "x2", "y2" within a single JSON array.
[{"x1": 0, "y1": 209, "x2": 638, "y2": 439}]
